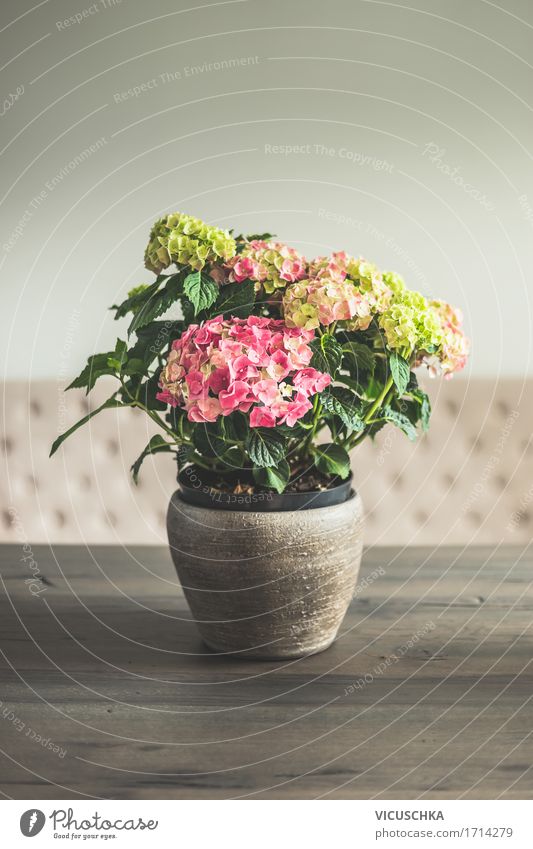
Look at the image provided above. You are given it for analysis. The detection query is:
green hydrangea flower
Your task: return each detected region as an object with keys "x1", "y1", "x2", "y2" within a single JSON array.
[
  {"x1": 282, "y1": 282, "x2": 320, "y2": 329},
  {"x1": 379, "y1": 279, "x2": 443, "y2": 353},
  {"x1": 144, "y1": 218, "x2": 173, "y2": 273},
  {"x1": 382, "y1": 271, "x2": 407, "y2": 294},
  {"x1": 144, "y1": 213, "x2": 236, "y2": 274}
]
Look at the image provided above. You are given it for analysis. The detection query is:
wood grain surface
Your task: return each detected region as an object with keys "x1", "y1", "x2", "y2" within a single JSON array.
[{"x1": 0, "y1": 544, "x2": 532, "y2": 800}]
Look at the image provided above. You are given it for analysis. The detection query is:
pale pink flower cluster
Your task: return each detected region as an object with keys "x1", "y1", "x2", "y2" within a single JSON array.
[
  {"x1": 431, "y1": 300, "x2": 470, "y2": 378},
  {"x1": 157, "y1": 315, "x2": 331, "y2": 427},
  {"x1": 225, "y1": 241, "x2": 307, "y2": 293},
  {"x1": 283, "y1": 251, "x2": 392, "y2": 331}
]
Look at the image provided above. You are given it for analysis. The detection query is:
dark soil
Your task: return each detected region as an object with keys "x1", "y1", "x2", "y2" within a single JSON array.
[{"x1": 201, "y1": 468, "x2": 341, "y2": 496}]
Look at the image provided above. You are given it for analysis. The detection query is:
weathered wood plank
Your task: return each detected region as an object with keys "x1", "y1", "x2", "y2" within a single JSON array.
[{"x1": 1, "y1": 544, "x2": 532, "y2": 799}]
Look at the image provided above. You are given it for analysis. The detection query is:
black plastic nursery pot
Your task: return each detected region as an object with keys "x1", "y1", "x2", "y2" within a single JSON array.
[{"x1": 176, "y1": 464, "x2": 353, "y2": 512}]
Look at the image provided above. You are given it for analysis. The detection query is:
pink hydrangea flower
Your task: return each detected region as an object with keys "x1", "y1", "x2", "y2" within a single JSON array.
[
  {"x1": 271, "y1": 393, "x2": 313, "y2": 427},
  {"x1": 188, "y1": 397, "x2": 223, "y2": 422},
  {"x1": 428, "y1": 300, "x2": 470, "y2": 378},
  {"x1": 249, "y1": 406, "x2": 277, "y2": 428},
  {"x1": 157, "y1": 314, "x2": 331, "y2": 427},
  {"x1": 283, "y1": 252, "x2": 393, "y2": 332},
  {"x1": 293, "y1": 368, "x2": 332, "y2": 395},
  {"x1": 219, "y1": 380, "x2": 254, "y2": 414},
  {"x1": 225, "y1": 241, "x2": 308, "y2": 293}
]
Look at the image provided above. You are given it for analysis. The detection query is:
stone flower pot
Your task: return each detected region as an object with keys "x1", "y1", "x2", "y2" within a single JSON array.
[{"x1": 166, "y1": 467, "x2": 364, "y2": 659}]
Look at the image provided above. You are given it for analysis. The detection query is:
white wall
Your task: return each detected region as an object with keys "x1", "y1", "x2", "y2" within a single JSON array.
[{"x1": 2, "y1": 0, "x2": 533, "y2": 381}]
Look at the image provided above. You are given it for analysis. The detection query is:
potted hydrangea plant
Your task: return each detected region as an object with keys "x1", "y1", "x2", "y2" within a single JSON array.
[{"x1": 51, "y1": 212, "x2": 469, "y2": 658}]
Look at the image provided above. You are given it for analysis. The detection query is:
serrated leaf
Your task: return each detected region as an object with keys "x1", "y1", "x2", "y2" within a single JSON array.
[
  {"x1": 239, "y1": 232, "x2": 275, "y2": 241},
  {"x1": 420, "y1": 394, "x2": 431, "y2": 432},
  {"x1": 222, "y1": 412, "x2": 249, "y2": 443},
  {"x1": 139, "y1": 370, "x2": 167, "y2": 411},
  {"x1": 107, "y1": 340, "x2": 128, "y2": 372},
  {"x1": 112, "y1": 278, "x2": 161, "y2": 320},
  {"x1": 365, "y1": 375, "x2": 384, "y2": 401},
  {"x1": 177, "y1": 443, "x2": 194, "y2": 466},
  {"x1": 389, "y1": 351, "x2": 410, "y2": 396},
  {"x1": 314, "y1": 443, "x2": 351, "y2": 479},
  {"x1": 192, "y1": 422, "x2": 228, "y2": 459},
  {"x1": 411, "y1": 389, "x2": 431, "y2": 431},
  {"x1": 123, "y1": 357, "x2": 146, "y2": 376},
  {"x1": 342, "y1": 341, "x2": 376, "y2": 376},
  {"x1": 310, "y1": 333, "x2": 343, "y2": 376},
  {"x1": 50, "y1": 394, "x2": 123, "y2": 456},
  {"x1": 166, "y1": 402, "x2": 188, "y2": 428},
  {"x1": 320, "y1": 387, "x2": 364, "y2": 434},
  {"x1": 367, "y1": 419, "x2": 387, "y2": 440},
  {"x1": 131, "y1": 435, "x2": 175, "y2": 483},
  {"x1": 253, "y1": 460, "x2": 290, "y2": 494},
  {"x1": 382, "y1": 405, "x2": 417, "y2": 441},
  {"x1": 183, "y1": 270, "x2": 218, "y2": 315},
  {"x1": 128, "y1": 273, "x2": 182, "y2": 335},
  {"x1": 336, "y1": 374, "x2": 364, "y2": 394},
  {"x1": 208, "y1": 279, "x2": 255, "y2": 319},
  {"x1": 234, "y1": 232, "x2": 276, "y2": 253},
  {"x1": 246, "y1": 428, "x2": 286, "y2": 467},
  {"x1": 128, "y1": 320, "x2": 183, "y2": 365},
  {"x1": 67, "y1": 353, "x2": 117, "y2": 394}
]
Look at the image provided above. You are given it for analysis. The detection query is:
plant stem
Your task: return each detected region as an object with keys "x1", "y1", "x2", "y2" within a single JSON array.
[
  {"x1": 120, "y1": 378, "x2": 183, "y2": 443},
  {"x1": 364, "y1": 375, "x2": 394, "y2": 424},
  {"x1": 342, "y1": 375, "x2": 394, "y2": 452},
  {"x1": 300, "y1": 395, "x2": 323, "y2": 459}
]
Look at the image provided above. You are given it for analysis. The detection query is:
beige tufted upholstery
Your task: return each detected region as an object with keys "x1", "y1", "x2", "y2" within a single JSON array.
[{"x1": 1, "y1": 378, "x2": 531, "y2": 545}]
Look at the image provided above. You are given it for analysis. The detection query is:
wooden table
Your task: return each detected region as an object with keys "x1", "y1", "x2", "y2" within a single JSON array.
[{"x1": 1, "y1": 544, "x2": 532, "y2": 800}]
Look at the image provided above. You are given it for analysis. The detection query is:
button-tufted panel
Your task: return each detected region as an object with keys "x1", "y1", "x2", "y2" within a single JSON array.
[{"x1": 1, "y1": 378, "x2": 531, "y2": 545}]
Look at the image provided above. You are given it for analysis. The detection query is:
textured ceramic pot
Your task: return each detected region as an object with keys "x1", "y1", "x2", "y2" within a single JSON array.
[{"x1": 166, "y1": 487, "x2": 364, "y2": 659}]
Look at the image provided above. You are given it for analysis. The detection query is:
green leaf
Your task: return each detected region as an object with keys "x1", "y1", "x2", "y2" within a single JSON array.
[
  {"x1": 50, "y1": 394, "x2": 123, "y2": 456},
  {"x1": 128, "y1": 320, "x2": 183, "y2": 365},
  {"x1": 139, "y1": 370, "x2": 167, "y2": 411},
  {"x1": 234, "y1": 232, "x2": 276, "y2": 252},
  {"x1": 124, "y1": 358, "x2": 145, "y2": 376},
  {"x1": 131, "y1": 435, "x2": 176, "y2": 484},
  {"x1": 183, "y1": 270, "x2": 218, "y2": 315},
  {"x1": 177, "y1": 443, "x2": 194, "y2": 466},
  {"x1": 314, "y1": 443, "x2": 351, "y2": 479},
  {"x1": 222, "y1": 412, "x2": 249, "y2": 443},
  {"x1": 237, "y1": 232, "x2": 275, "y2": 242},
  {"x1": 382, "y1": 405, "x2": 417, "y2": 441},
  {"x1": 107, "y1": 339, "x2": 129, "y2": 372},
  {"x1": 410, "y1": 389, "x2": 431, "y2": 431},
  {"x1": 364, "y1": 375, "x2": 384, "y2": 401},
  {"x1": 166, "y1": 405, "x2": 189, "y2": 436},
  {"x1": 310, "y1": 333, "x2": 343, "y2": 376},
  {"x1": 181, "y1": 296, "x2": 196, "y2": 325},
  {"x1": 389, "y1": 351, "x2": 410, "y2": 396},
  {"x1": 253, "y1": 460, "x2": 289, "y2": 494},
  {"x1": 192, "y1": 422, "x2": 228, "y2": 459},
  {"x1": 112, "y1": 278, "x2": 161, "y2": 320},
  {"x1": 128, "y1": 273, "x2": 183, "y2": 335},
  {"x1": 207, "y1": 279, "x2": 255, "y2": 319},
  {"x1": 367, "y1": 419, "x2": 387, "y2": 440},
  {"x1": 420, "y1": 394, "x2": 431, "y2": 432},
  {"x1": 342, "y1": 341, "x2": 376, "y2": 376},
  {"x1": 67, "y1": 353, "x2": 117, "y2": 393},
  {"x1": 320, "y1": 387, "x2": 365, "y2": 434},
  {"x1": 335, "y1": 374, "x2": 364, "y2": 394},
  {"x1": 246, "y1": 428, "x2": 286, "y2": 467}
]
